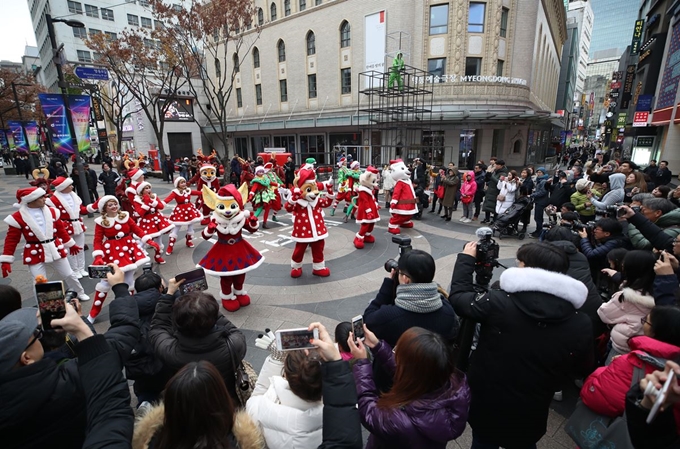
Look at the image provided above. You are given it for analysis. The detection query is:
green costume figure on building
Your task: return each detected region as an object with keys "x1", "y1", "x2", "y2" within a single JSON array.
[{"x1": 388, "y1": 52, "x2": 405, "y2": 90}]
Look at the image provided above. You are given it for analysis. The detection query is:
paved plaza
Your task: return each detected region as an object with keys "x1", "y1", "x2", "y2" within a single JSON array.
[{"x1": 0, "y1": 171, "x2": 578, "y2": 448}]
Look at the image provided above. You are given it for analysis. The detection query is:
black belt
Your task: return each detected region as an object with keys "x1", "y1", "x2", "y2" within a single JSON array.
[
  {"x1": 64, "y1": 218, "x2": 80, "y2": 222},
  {"x1": 26, "y1": 238, "x2": 55, "y2": 244},
  {"x1": 217, "y1": 237, "x2": 242, "y2": 245},
  {"x1": 111, "y1": 235, "x2": 127, "y2": 240}
]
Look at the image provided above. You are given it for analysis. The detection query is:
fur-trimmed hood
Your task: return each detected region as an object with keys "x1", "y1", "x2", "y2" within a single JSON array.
[
  {"x1": 132, "y1": 403, "x2": 264, "y2": 449},
  {"x1": 614, "y1": 287, "x2": 656, "y2": 308}
]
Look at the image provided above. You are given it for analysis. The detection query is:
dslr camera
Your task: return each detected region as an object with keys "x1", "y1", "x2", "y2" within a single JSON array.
[
  {"x1": 475, "y1": 228, "x2": 500, "y2": 266},
  {"x1": 384, "y1": 235, "x2": 412, "y2": 272}
]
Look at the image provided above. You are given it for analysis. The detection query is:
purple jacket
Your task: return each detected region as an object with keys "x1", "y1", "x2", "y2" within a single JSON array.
[{"x1": 352, "y1": 340, "x2": 471, "y2": 449}]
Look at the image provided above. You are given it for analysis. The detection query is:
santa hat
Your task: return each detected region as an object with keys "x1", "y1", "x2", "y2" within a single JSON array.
[
  {"x1": 263, "y1": 162, "x2": 273, "y2": 172},
  {"x1": 52, "y1": 176, "x2": 73, "y2": 192},
  {"x1": 174, "y1": 177, "x2": 186, "y2": 188},
  {"x1": 297, "y1": 167, "x2": 316, "y2": 186},
  {"x1": 87, "y1": 195, "x2": 119, "y2": 214},
  {"x1": 366, "y1": 166, "x2": 379, "y2": 175},
  {"x1": 337, "y1": 157, "x2": 346, "y2": 168},
  {"x1": 255, "y1": 166, "x2": 266, "y2": 175},
  {"x1": 136, "y1": 181, "x2": 151, "y2": 194},
  {"x1": 390, "y1": 159, "x2": 404, "y2": 168},
  {"x1": 128, "y1": 169, "x2": 144, "y2": 182},
  {"x1": 350, "y1": 161, "x2": 360, "y2": 170},
  {"x1": 215, "y1": 184, "x2": 244, "y2": 209},
  {"x1": 199, "y1": 162, "x2": 216, "y2": 172},
  {"x1": 16, "y1": 187, "x2": 46, "y2": 206}
]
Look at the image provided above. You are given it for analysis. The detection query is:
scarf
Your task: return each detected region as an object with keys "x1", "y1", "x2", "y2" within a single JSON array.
[{"x1": 394, "y1": 282, "x2": 443, "y2": 314}]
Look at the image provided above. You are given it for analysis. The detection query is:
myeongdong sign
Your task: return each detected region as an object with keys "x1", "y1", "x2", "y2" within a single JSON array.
[{"x1": 415, "y1": 74, "x2": 528, "y2": 86}]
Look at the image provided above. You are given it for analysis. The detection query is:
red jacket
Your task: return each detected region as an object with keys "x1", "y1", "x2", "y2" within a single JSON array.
[
  {"x1": 355, "y1": 186, "x2": 380, "y2": 223},
  {"x1": 284, "y1": 195, "x2": 333, "y2": 242},
  {"x1": 389, "y1": 179, "x2": 417, "y2": 215},
  {"x1": 0, "y1": 206, "x2": 75, "y2": 265},
  {"x1": 46, "y1": 191, "x2": 88, "y2": 235},
  {"x1": 581, "y1": 336, "x2": 680, "y2": 417}
]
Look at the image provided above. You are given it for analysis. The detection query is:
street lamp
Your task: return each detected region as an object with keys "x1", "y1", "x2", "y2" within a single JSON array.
[{"x1": 45, "y1": 14, "x2": 91, "y2": 208}]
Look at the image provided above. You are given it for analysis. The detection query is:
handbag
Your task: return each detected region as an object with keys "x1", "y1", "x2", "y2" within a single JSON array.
[
  {"x1": 565, "y1": 361, "x2": 653, "y2": 449},
  {"x1": 226, "y1": 339, "x2": 258, "y2": 408},
  {"x1": 496, "y1": 194, "x2": 506, "y2": 202}
]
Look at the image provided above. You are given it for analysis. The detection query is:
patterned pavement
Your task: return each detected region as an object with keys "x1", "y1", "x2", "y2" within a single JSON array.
[{"x1": 0, "y1": 169, "x2": 576, "y2": 448}]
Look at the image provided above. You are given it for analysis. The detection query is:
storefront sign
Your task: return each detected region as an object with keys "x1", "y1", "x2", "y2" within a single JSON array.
[
  {"x1": 637, "y1": 136, "x2": 655, "y2": 147},
  {"x1": 631, "y1": 19, "x2": 645, "y2": 55},
  {"x1": 617, "y1": 113, "x2": 627, "y2": 128},
  {"x1": 415, "y1": 74, "x2": 527, "y2": 85},
  {"x1": 633, "y1": 111, "x2": 649, "y2": 126},
  {"x1": 636, "y1": 94, "x2": 653, "y2": 111},
  {"x1": 621, "y1": 65, "x2": 637, "y2": 110}
]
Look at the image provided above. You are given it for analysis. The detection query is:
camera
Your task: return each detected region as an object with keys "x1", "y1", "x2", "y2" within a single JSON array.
[
  {"x1": 384, "y1": 235, "x2": 412, "y2": 272},
  {"x1": 64, "y1": 290, "x2": 78, "y2": 304},
  {"x1": 475, "y1": 228, "x2": 499, "y2": 266},
  {"x1": 571, "y1": 220, "x2": 595, "y2": 232},
  {"x1": 603, "y1": 203, "x2": 623, "y2": 217}
]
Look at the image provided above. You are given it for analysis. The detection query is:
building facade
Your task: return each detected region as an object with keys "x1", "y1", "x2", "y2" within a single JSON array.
[
  {"x1": 567, "y1": 0, "x2": 594, "y2": 95},
  {"x1": 25, "y1": 0, "x2": 206, "y2": 159},
  {"x1": 212, "y1": 0, "x2": 567, "y2": 168},
  {"x1": 588, "y1": 0, "x2": 642, "y2": 57}
]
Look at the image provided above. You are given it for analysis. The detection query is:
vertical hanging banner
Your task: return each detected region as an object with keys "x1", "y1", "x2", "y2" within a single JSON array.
[
  {"x1": 68, "y1": 95, "x2": 91, "y2": 153},
  {"x1": 39, "y1": 93, "x2": 74, "y2": 155},
  {"x1": 0, "y1": 130, "x2": 8, "y2": 149},
  {"x1": 7, "y1": 121, "x2": 27, "y2": 152},
  {"x1": 24, "y1": 121, "x2": 40, "y2": 152}
]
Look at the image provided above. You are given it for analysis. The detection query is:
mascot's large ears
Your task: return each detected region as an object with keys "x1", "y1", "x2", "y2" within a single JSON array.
[
  {"x1": 202, "y1": 185, "x2": 218, "y2": 210},
  {"x1": 237, "y1": 182, "x2": 249, "y2": 206}
]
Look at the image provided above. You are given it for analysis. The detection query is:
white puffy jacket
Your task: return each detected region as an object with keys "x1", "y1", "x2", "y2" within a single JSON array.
[{"x1": 246, "y1": 355, "x2": 323, "y2": 449}]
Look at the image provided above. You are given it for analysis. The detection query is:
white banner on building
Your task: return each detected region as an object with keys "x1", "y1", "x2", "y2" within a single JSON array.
[{"x1": 364, "y1": 10, "x2": 386, "y2": 89}]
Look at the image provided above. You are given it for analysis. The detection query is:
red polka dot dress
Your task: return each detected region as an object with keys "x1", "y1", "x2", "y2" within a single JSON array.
[{"x1": 164, "y1": 188, "x2": 203, "y2": 225}]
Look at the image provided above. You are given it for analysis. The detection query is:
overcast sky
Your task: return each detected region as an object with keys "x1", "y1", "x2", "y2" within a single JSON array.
[{"x1": 1, "y1": 3, "x2": 37, "y2": 62}]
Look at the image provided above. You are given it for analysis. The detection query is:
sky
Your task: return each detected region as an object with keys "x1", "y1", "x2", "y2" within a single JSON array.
[{"x1": 0, "y1": 2, "x2": 37, "y2": 62}]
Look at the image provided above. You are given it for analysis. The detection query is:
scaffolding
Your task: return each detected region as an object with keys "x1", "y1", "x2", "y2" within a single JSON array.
[{"x1": 358, "y1": 63, "x2": 434, "y2": 166}]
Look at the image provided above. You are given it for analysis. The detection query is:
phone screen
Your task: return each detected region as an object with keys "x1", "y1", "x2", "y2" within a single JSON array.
[
  {"x1": 88, "y1": 265, "x2": 113, "y2": 279},
  {"x1": 35, "y1": 281, "x2": 66, "y2": 329},
  {"x1": 176, "y1": 268, "x2": 208, "y2": 295},
  {"x1": 276, "y1": 329, "x2": 317, "y2": 351},
  {"x1": 352, "y1": 316, "x2": 365, "y2": 341}
]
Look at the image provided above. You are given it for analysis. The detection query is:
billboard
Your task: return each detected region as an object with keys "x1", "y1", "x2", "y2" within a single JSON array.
[
  {"x1": 24, "y1": 121, "x2": 40, "y2": 152},
  {"x1": 8, "y1": 121, "x2": 27, "y2": 152},
  {"x1": 68, "y1": 95, "x2": 91, "y2": 153},
  {"x1": 653, "y1": 21, "x2": 680, "y2": 124},
  {"x1": 630, "y1": 20, "x2": 644, "y2": 55},
  {"x1": 39, "y1": 93, "x2": 74, "y2": 155},
  {"x1": 363, "y1": 10, "x2": 386, "y2": 88},
  {"x1": 159, "y1": 98, "x2": 194, "y2": 121}
]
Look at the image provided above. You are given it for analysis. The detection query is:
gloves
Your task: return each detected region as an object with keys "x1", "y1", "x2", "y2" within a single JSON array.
[
  {"x1": 290, "y1": 188, "x2": 301, "y2": 203},
  {"x1": 206, "y1": 221, "x2": 218, "y2": 234},
  {"x1": 247, "y1": 192, "x2": 255, "y2": 203},
  {"x1": 69, "y1": 245, "x2": 82, "y2": 256},
  {"x1": 248, "y1": 215, "x2": 259, "y2": 228},
  {"x1": 255, "y1": 329, "x2": 284, "y2": 361},
  {"x1": 143, "y1": 194, "x2": 153, "y2": 205},
  {"x1": 148, "y1": 241, "x2": 161, "y2": 252},
  {"x1": 1, "y1": 262, "x2": 11, "y2": 278},
  {"x1": 93, "y1": 256, "x2": 105, "y2": 266}
]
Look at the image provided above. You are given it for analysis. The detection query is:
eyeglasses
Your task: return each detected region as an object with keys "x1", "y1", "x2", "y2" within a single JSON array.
[
  {"x1": 24, "y1": 325, "x2": 43, "y2": 351},
  {"x1": 641, "y1": 317, "x2": 652, "y2": 327}
]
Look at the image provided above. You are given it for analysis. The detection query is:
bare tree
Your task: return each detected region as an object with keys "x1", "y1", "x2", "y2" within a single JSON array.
[{"x1": 0, "y1": 68, "x2": 45, "y2": 125}]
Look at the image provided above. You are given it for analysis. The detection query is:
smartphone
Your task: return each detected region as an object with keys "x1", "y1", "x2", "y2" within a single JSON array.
[
  {"x1": 275, "y1": 328, "x2": 319, "y2": 351},
  {"x1": 647, "y1": 370, "x2": 676, "y2": 423},
  {"x1": 88, "y1": 265, "x2": 114, "y2": 279},
  {"x1": 351, "y1": 315, "x2": 365, "y2": 341},
  {"x1": 35, "y1": 281, "x2": 66, "y2": 330},
  {"x1": 175, "y1": 268, "x2": 208, "y2": 295},
  {"x1": 616, "y1": 207, "x2": 627, "y2": 218}
]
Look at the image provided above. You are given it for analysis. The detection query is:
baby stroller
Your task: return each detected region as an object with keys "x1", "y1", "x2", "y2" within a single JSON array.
[{"x1": 492, "y1": 196, "x2": 533, "y2": 240}]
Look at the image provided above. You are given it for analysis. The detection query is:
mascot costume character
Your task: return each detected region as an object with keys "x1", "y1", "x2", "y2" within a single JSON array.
[
  {"x1": 189, "y1": 157, "x2": 221, "y2": 225},
  {"x1": 388, "y1": 159, "x2": 418, "y2": 234},
  {"x1": 354, "y1": 166, "x2": 381, "y2": 249},
  {"x1": 285, "y1": 165, "x2": 334, "y2": 278},
  {"x1": 199, "y1": 184, "x2": 263, "y2": 312}
]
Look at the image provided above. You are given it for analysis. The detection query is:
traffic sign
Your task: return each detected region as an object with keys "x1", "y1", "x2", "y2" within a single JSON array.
[{"x1": 75, "y1": 67, "x2": 109, "y2": 80}]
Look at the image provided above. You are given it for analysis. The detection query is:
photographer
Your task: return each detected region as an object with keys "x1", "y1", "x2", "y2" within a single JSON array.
[
  {"x1": 363, "y1": 249, "x2": 459, "y2": 348},
  {"x1": 578, "y1": 217, "x2": 630, "y2": 277},
  {"x1": 0, "y1": 265, "x2": 140, "y2": 449},
  {"x1": 149, "y1": 281, "x2": 247, "y2": 405},
  {"x1": 627, "y1": 198, "x2": 680, "y2": 251},
  {"x1": 448, "y1": 242, "x2": 592, "y2": 449},
  {"x1": 617, "y1": 204, "x2": 678, "y2": 253}
]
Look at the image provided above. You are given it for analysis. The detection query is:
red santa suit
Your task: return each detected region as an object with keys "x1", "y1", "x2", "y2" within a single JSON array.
[
  {"x1": 163, "y1": 176, "x2": 203, "y2": 255},
  {"x1": 199, "y1": 184, "x2": 264, "y2": 312},
  {"x1": 388, "y1": 159, "x2": 417, "y2": 234},
  {"x1": 0, "y1": 187, "x2": 88, "y2": 299},
  {"x1": 124, "y1": 168, "x2": 145, "y2": 220},
  {"x1": 46, "y1": 176, "x2": 89, "y2": 277},
  {"x1": 88, "y1": 194, "x2": 160, "y2": 323},
  {"x1": 354, "y1": 166, "x2": 381, "y2": 249},
  {"x1": 284, "y1": 166, "x2": 334, "y2": 278},
  {"x1": 133, "y1": 182, "x2": 174, "y2": 264},
  {"x1": 188, "y1": 162, "x2": 221, "y2": 224}
]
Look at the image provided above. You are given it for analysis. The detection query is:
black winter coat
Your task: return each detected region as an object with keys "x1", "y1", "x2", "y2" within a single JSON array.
[
  {"x1": 318, "y1": 360, "x2": 363, "y2": 449},
  {"x1": 548, "y1": 181, "x2": 575, "y2": 208},
  {"x1": 149, "y1": 294, "x2": 247, "y2": 402},
  {"x1": 363, "y1": 277, "x2": 459, "y2": 347},
  {"x1": 448, "y1": 255, "x2": 593, "y2": 448},
  {"x1": 548, "y1": 240, "x2": 606, "y2": 339},
  {"x1": 99, "y1": 170, "x2": 120, "y2": 196},
  {"x1": 0, "y1": 283, "x2": 140, "y2": 449},
  {"x1": 626, "y1": 382, "x2": 680, "y2": 449},
  {"x1": 125, "y1": 289, "x2": 165, "y2": 382}
]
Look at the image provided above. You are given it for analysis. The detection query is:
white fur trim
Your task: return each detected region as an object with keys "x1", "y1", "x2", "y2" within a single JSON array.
[
  {"x1": 21, "y1": 187, "x2": 47, "y2": 204},
  {"x1": 92, "y1": 250, "x2": 104, "y2": 258},
  {"x1": 63, "y1": 239, "x2": 76, "y2": 248},
  {"x1": 174, "y1": 177, "x2": 186, "y2": 188},
  {"x1": 499, "y1": 267, "x2": 588, "y2": 309},
  {"x1": 97, "y1": 195, "x2": 118, "y2": 213},
  {"x1": 233, "y1": 288, "x2": 247, "y2": 295},
  {"x1": 312, "y1": 261, "x2": 326, "y2": 270},
  {"x1": 619, "y1": 287, "x2": 656, "y2": 308},
  {"x1": 130, "y1": 170, "x2": 144, "y2": 181},
  {"x1": 0, "y1": 255, "x2": 15, "y2": 263},
  {"x1": 4, "y1": 215, "x2": 20, "y2": 229},
  {"x1": 141, "y1": 235, "x2": 152, "y2": 243},
  {"x1": 355, "y1": 233, "x2": 364, "y2": 240},
  {"x1": 220, "y1": 292, "x2": 235, "y2": 300},
  {"x1": 136, "y1": 181, "x2": 151, "y2": 195},
  {"x1": 291, "y1": 260, "x2": 303, "y2": 269},
  {"x1": 54, "y1": 177, "x2": 73, "y2": 191}
]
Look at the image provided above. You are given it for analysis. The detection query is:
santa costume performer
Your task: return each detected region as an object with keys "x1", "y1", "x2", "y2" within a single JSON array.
[
  {"x1": 0, "y1": 187, "x2": 90, "y2": 301},
  {"x1": 133, "y1": 181, "x2": 174, "y2": 264},
  {"x1": 388, "y1": 159, "x2": 418, "y2": 234},
  {"x1": 163, "y1": 176, "x2": 202, "y2": 255},
  {"x1": 285, "y1": 165, "x2": 334, "y2": 278},
  {"x1": 188, "y1": 160, "x2": 221, "y2": 225},
  {"x1": 199, "y1": 184, "x2": 264, "y2": 312},
  {"x1": 353, "y1": 166, "x2": 381, "y2": 249},
  {"x1": 88, "y1": 195, "x2": 160, "y2": 323},
  {"x1": 248, "y1": 166, "x2": 277, "y2": 228},
  {"x1": 46, "y1": 176, "x2": 89, "y2": 278},
  {"x1": 124, "y1": 168, "x2": 145, "y2": 219}
]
